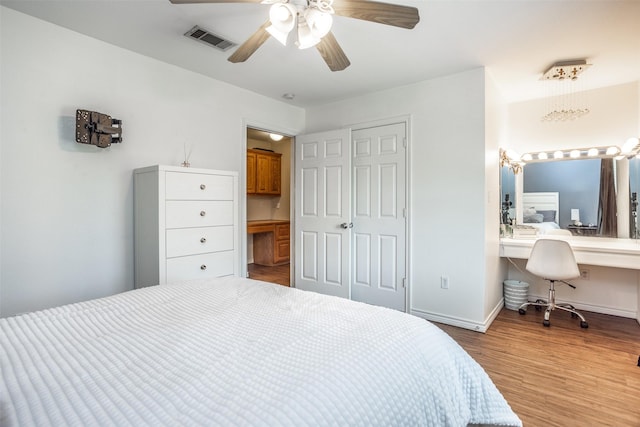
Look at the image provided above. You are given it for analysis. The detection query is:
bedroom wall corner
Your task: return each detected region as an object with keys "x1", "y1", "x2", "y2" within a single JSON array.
[
  {"x1": 0, "y1": 7, "x2": 305, "y2": 317},
  {"x1": 483, "y1": 69, "x2": 509, "y2": 327}
]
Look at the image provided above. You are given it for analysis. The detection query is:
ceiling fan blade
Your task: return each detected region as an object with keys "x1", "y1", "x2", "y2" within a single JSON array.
[
  {"x1": 332, "y1": 0, "x2": 420, "y2": 29},
  {"x1": 170, "y1": 0, "x2": 261, "y2": 4},
  {"x1": 316, "y1": 32, "x2": 351, "y2": 72},
  {"x1": 227, "y1": 20, "x2": 271, "y2": 63}
]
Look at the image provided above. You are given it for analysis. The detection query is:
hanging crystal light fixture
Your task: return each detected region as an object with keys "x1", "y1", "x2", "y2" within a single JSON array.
[{"x1": 540, "y1": 60, "x2": 592, "y2": 122}]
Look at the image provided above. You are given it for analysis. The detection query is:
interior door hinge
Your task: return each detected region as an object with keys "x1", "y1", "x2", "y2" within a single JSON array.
[
  {"x1": 402, "y1": 277, "x2": 406, "y2": 288},
  {"x1": 403, "y1": 137, "x2": 407, "y2": 148},
  {"x1": 403, "y1": 208, "x2": 407, "y2": 218}
]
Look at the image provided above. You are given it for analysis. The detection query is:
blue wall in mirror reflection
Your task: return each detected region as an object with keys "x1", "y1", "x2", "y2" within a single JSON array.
[{"x1": 524, "y1": 159, "x2": 600, "y2": 229}]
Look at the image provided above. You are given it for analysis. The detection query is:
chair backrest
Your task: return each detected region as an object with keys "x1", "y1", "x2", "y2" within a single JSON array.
[
  {"x1": 545, "y1": 229, "x2": 573, "y2": 236},
  {"x1": 525, "y1": 238, "x2": 580, "y2": 280}
]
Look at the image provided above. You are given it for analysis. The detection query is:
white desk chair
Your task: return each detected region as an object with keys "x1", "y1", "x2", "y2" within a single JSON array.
[{"x1": 518, "y1": 238, "x2": 588, "y2": 328}]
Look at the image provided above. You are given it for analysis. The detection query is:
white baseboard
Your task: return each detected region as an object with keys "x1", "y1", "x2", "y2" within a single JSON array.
[
  {"x1": 411, "y1": 298, "x2": 504, "y2": 333},
  {"x1": 527, "y1": 293, "x2": 637, "y2": 319}
]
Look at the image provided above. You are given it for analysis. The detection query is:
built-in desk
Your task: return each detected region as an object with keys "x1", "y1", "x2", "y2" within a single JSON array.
[
  {"x1": 247, "y1": 220, "x2": 290, "y2": 266},
  {"x1": 500, "y1": 237, "x2": 640, "y2": 270},
  {"x1": 501, "y1": 236, "x2": 640, "y2": 322}
]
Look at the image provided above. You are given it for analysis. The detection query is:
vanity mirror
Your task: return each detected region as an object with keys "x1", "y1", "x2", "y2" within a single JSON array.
[{"x1": 500, "y1": 152, "x2": 640, "y2": 239}]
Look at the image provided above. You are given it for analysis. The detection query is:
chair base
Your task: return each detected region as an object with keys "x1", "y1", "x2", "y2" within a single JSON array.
[{"x1": 517, "y1": 280, "x2": 588, "y2": 328}]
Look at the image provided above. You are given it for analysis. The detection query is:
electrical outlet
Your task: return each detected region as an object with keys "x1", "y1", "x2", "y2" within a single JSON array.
[
  {"x1": 440, "y1": 276, "x2": 449, "y2": 289},
  {"x1": 580, "y1": 268, "x2": 590, "y2": 280}
]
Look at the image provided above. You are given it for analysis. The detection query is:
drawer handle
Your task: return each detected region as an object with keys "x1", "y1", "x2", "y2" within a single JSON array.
[
  {"x1": 200, "y1": 184, "x2": 206, "y2": 190},
  {"x1": 200, "y1": 264, "x2": 207, "y2": 270},
  {"x1": 200, "y1": 211, "x2": 206, "y2": 217},
  {"x1": 200, "y1": 237, "x2": 207, "y2": 243}
]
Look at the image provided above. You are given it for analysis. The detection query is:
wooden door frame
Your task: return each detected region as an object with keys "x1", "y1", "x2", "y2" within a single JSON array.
[{"x1": 240, "y1": 120, "x2": 297, "y2": 281}]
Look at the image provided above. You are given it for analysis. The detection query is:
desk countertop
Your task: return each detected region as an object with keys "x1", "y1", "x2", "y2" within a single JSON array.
[
  {"x1": 247, "y1": 219, "x2": 290, "y2": 226},
  {"x1": 500, "y1": 237, "x2": 640, "y2": 270}
]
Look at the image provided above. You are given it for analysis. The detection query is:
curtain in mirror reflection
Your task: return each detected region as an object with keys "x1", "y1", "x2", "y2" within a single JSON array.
[{"x1": 598, "y1": 159, "x2": 617, "y2": 237}]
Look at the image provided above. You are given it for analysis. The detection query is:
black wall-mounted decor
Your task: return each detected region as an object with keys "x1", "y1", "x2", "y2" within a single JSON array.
[{"x1": 75, "y1": 109, "x2": 122, "y2": 148}]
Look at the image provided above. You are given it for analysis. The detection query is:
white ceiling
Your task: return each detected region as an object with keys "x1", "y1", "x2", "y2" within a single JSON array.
[{"x1": 2, "y1": 0, "x2": 639, "y2": 108}]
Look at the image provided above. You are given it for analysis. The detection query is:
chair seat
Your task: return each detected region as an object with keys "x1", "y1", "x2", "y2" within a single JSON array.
[{"x1": 525, "y1": 238, "x2": 579, "y2": 280}]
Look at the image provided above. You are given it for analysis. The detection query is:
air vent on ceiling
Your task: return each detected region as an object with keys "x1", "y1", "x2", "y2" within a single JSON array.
[{"x1": 184, "y1": 25, "x2": 236, "y2": 52}]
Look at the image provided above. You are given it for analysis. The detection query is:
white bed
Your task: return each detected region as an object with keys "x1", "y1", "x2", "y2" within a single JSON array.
[
  {"x1": 521, "y1": 192, "x2": 561, "y2": 234},
  {"x1": 1, "y1": 277, "x2": 522, "y2": 427}
]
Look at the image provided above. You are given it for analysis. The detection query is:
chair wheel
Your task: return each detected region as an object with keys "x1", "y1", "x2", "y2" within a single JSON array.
[
  {"x1": 571, "y1": 312, "x2": 578, "y2": 318},
  {"x1": 518, "y1": 308, "x2": 526, "y2": 315},
  {"x1": 535, "y1": 305, "x2": 542, "y2": 312},
  {"x1": 543, "y1": 320, "x2": 550, "y2": 327},
  {"x1": 580, "y1": 321, "x2": 588, "y2": 328}
]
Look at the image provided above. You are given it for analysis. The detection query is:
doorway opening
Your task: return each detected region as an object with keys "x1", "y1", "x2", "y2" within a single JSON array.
[{"x1": 245, "y1": 127, "x2": 293, "y2": 287}]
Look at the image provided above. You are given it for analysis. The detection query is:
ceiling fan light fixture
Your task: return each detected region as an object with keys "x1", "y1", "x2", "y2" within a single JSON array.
[
  {"x1": 296, "y1": 20, "x2": 321, "y2": 49},
  {"x1": 177, "y1": 0, "x2": 420, "y2": 72},
  {"x1": 304, "y1": 8, "x2": 333, "y2": 38},
  {"x1": 266, "y1": 24, "x2": 290, "y2": 46},
  {"x1": 266, "y1": 3, "x2": 297, "y2": 45}
]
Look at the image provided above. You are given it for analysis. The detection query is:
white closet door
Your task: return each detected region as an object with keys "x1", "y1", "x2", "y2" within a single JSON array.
[
  {"x1": 295, "y1": 129, "x2": 351, "y2": 299},
  {"x1": 351, "y1": 123, "x2": 407, "y2": 311}
]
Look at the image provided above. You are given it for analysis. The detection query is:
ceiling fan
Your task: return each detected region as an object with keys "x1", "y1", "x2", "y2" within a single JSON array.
[{"x1": 169, "y1": 0, "x2": 420, "y2": 72}]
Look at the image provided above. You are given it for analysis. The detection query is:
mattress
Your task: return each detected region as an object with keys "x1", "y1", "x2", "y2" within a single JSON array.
[{"x1": 1, "y1": 277, "x2": 522, "y2": 426}]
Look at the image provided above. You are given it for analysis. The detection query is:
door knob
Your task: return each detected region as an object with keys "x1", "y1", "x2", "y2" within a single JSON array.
[{"x1": 340, "y1": 222, "x2": 353, "y2": 229}]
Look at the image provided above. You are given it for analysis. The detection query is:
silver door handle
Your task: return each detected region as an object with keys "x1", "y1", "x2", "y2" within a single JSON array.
[{"x1": 340, "y1": 222, "x2": 353, "y2": 229}]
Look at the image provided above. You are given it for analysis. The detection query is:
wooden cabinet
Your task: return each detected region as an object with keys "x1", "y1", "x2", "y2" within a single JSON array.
[
  {"x1": 248, "y1": 220, "x2": 290, "y2": 266},
  {"x1": 274, "y1": 223, "x2": 290, "y2": 264},
  {"x1": 133, "y1": 165, "x2": 239, "y2": 288},
  {"x1": 247, "y1": 149, "x2": 281, "y2": 195},
  {"x1": 246, "y1": 151, "x2": 256, "y2": 194}
]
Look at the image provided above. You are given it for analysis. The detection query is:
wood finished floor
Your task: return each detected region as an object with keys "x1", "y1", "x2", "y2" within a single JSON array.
[
  {"x1": 247, "y1": 263, "x2": 290, "y2": 287},
  {"x1": 437, "y1": 308, "x2": 640, "y2": 427}
]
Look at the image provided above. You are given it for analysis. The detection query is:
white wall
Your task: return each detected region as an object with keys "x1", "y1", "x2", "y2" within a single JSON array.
[
  {"x1": 0, "y1": 8, "x2": 305, "y2": 316},
  {"x1": 507, "y1": 82, "x2": 638, "y2": 154},
  {"x1": 484, "y1": 71, "x2": 508, "y2": 322},
  {"x1": 505, "y1": 82, "x2": 640, "y2": 319},
  {"x1": 306, "y1": 68, "x2": 502, "y2": 331}
]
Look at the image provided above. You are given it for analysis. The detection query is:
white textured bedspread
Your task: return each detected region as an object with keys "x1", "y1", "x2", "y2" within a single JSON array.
[{"x1": 1, "y1": 277, "x2": 521, "y2": 427}]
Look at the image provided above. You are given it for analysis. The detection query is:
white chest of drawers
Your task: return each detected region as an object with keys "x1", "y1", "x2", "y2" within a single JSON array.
[{"x1": 134, "y1": 165, "x2": 239, "y2": 288}]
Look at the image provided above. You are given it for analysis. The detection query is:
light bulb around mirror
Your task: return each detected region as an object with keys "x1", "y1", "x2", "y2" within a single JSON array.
[
  {"x1": 538, "y1": 152, "x2": 548, "y2": 160},
  {"x1": 606, "y1": 146, "x2": 620, "y2": 156},
  {"x1": 553, "y1": 151, "x2": 564, "y2": 159},
  {"x1": 622, "y1": 137, "x2": 639, "y2": 154},
  {"x1": 570, "y1": 150, "x2": 581, "y2": 158},
  {"x1": 587, "y1": 148, "x2": 599, "y2": 157}
]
